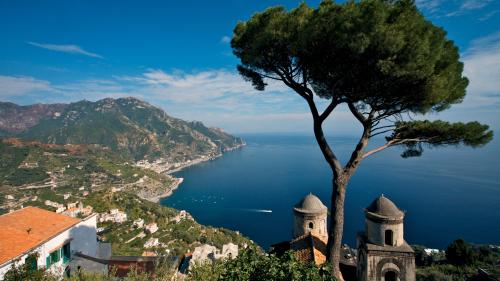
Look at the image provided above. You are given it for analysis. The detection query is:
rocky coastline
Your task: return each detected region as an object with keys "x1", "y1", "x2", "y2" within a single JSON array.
[{"x1": 138, "y1": 177, "x2": 184, "y2": 203}]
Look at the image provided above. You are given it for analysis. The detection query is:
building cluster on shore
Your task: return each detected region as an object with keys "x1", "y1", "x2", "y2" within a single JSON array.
[{"x1": 135, "y1": 153, "x2": 221, "y2": 175}]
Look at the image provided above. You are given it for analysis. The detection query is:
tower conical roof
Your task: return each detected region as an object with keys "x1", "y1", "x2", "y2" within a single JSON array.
[
  {"x1": 294, "y1": 193, "x2": 327, "y2": 214},
  {"x1": 365, "y1": 195, "x2": 404, "y2": 220}
]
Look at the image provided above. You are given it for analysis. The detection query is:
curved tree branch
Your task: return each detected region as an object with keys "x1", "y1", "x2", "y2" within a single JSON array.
[
  {"x1": 319, "y1": 99, "x2": 339, "y2": 123},
  {"x1": 343, "y1": 125, "x2": 371, "y2": 174},
  {"x1": 272, "y1": 65, "x2": 343, "y2": 175},
  {"x1": 347, "y1": 102, "x2": 367, "y2": 124},
  {"x1": 362, "y1": 137, "x2": 436, "y2": 159},
  {"x1": 314, "y1": 119, "x2": 343, "y2": 175}
]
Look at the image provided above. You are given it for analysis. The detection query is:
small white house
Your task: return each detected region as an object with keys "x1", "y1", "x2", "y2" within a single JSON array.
[
  {"x1": 143, "y1": 238, "x2": 159, "y2": 248},
  {"x1": 189, "y1": 243, "x2": 239, "y2": 269},
  {"x1": 0, "y1": 207, "x2": 99, "y2": 279},
  {"x1": 99, "y1": 209, "x2": 127, "y2": 223},
  {"x1": 133, "y1": 218, "x2": 145, "y2": 228},
  {"x1": 144, "y1": 222, "x2": 158, "y2": 234}
]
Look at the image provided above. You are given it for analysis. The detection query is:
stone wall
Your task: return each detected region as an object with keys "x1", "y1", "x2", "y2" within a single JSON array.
[
  {"x1": 293, "y1": 212, "x2": 327, "y2": 239},
  {"x1": 365, "y1": 218, "x2": 404, "y2": 247}
]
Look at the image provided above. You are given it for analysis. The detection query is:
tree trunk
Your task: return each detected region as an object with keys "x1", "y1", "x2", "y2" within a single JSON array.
[{"x1": 327, "y1": 176, "x2": 347, "y2": 280}]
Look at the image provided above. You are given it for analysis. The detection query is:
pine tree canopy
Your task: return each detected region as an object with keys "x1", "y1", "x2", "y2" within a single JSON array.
[{"x1": 231, "y1": 0, "x2": 493, "y2": 157}]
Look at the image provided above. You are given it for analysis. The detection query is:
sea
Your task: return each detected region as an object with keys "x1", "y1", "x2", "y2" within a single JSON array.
[{"x1": 161, "y1": 134, "x2": 500, "y2": 250}]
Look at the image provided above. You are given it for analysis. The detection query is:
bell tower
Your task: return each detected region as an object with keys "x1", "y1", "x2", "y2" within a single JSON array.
[
  {"x1": 292, "y1": 193, "x2": 327, "y2": 240},
  {"x1": 357, "y1": 195, "x2": 415, "y2": 281}
]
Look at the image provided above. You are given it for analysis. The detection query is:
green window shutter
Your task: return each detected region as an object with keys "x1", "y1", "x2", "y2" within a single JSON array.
[
  {"x1": 55, "y1": 250, "x2": 60, "y2": 262},
  {"x1": 50, "y1": 250, "x2": 60, "y2": 263},
  {"x1": 25, "y1": 255, "x2": 37, "y2": 271},
  {"x1": 63, "y1": 243, "x2": 71, "y2": 263},
  {"x1": 46, "y1": 256, "x2": 51, "y2": 268}
]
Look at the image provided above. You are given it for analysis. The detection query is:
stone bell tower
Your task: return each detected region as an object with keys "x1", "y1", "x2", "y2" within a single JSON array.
[
  {"x1": 357, "y1": 195, "x2": 415, "y2": 281},
  {"x1": 293, "y1": 193, "x2": 328, "y2": 240}
]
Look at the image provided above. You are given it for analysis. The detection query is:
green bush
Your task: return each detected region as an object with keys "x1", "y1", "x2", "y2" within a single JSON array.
[
  {"x1": 5, "y1": 167, "x2": 48, "y2": 186},
  {"x1": 416, "y1": 264, "x2": 475, "y2": 281},
  {"x1": 4, "y1": 257, "x2": 176, "y2": 281},
  {"x1": 446, "y1": 239, "x2": 477, "y2": 266},
  {"x1": 3, "y1": 254, "x2": 56, "y2": 281},
  {"x1": 187, "y1": 248, "x2": 336, "y2": 281}
]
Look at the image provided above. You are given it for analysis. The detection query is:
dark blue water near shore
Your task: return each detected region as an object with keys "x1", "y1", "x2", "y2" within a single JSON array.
[{"x1": 161, "y1": 134, "x2": 500, "y2": 250}]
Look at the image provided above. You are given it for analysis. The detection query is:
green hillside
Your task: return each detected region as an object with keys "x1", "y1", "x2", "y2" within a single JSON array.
[{"x1": 0, "y1": 97, "x2": 243, "y2": 161}]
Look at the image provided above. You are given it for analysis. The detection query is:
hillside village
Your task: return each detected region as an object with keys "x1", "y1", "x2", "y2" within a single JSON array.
[
  {"x1": 0, "y1": 140, "x2": 253, "y2": 279},
  {"x1": 0, "y1": 99, "x2": 253, "y2": 280},
  {"x1": 0, "y1": 138, "x2": 251, "y2": 254},
  {"x1": 0, "y1": 205, "x2": 245, "y2": 280}
]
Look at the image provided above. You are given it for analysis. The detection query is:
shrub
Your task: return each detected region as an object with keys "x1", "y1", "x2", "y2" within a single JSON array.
[
  {"x1": 445, "y1": 239, "x2": 477, "y2": 266},
  {"x1": 187, "y1": 248, "x2": 335, "y2": 281}
]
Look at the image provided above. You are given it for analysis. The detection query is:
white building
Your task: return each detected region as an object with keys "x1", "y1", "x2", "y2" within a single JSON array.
[
  {"x1": 189, "y1": 243, "x2": 239, "y2": 268},
  {"x1": 62, "y1": 204, "x2": 93, "y2": 218},
  {"x1": 144, "y1": 222, "x2": 158, "y2": 234},
  {"x1": 189, "y1": 244, "x2": 218, "y2": 267},
  {"x1": 144, "y1": 238, "x2": 159, "y2": 248},
  {"x1": 173, "y1": 210, "x2": 194, "y2": 223},
  {"x1": 424, "y1": 248, "x2": 440, "y2": 255},
  {"x1": 133, "y1": 218, "x2": 145, "y2": 228},
  {"x1": 221, "y1": 243, "x2": 238, "y2": 260},
  {"x1": 55, "y1": 206, "x2": 67, "y2": 214},
  {"x1": 45, "y1": 200, "x2": 64, "y2": 209},
  {"x1": 67, "y1": 202, "x2": 78, "y2": 209},
  {"x1": 99, "y1": 209, "x2": 127, "y2": 223},
  {"x1": 0, "y1": 207, "x2": 99, "y2": 279}
]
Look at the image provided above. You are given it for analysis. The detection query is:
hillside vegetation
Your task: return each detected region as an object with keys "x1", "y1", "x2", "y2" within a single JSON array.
[
  {"x1": 0, "y1": 139, "x2": 172, "y2": 199},
  {"x1": 0, "y1": 97, "x2": 244, "y2": 161}
]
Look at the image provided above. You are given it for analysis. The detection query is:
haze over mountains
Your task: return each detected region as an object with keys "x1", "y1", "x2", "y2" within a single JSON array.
[{"x1": 0, "y1": 97, "x2": 244, "y2": 161}]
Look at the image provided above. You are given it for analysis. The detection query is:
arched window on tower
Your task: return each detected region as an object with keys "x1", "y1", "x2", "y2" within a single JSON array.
[
  {"x1": 308, "y1": 222, "x2": 314, "y2": 229},
  {"x1": 385, "y1": 230, "x2": 394, "y2": 246}
]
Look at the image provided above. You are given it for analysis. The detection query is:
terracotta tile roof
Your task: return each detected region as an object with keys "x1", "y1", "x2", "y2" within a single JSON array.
[
  {"x1": 0, "y1": 206, "x2": 80, "y2": 266},
  {"x1": 312, "y1": 235, "x2": 327, "y2": 265},
  {"x1": 290, "y1": 233, "x2": 327, "y2": 266},
  {"x1": 290, "y1": 234, "x2": 314, "y2": 262}
]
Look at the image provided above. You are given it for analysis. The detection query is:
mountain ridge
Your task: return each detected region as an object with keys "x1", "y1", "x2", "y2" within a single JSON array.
[{"x1": 0, "y1": 97, "x2": 244, "y2": 161}]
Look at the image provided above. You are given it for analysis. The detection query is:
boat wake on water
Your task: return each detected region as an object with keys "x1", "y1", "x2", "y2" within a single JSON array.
[{"x1": 241, "y1": 209, "x2": 273, "y2": 213}]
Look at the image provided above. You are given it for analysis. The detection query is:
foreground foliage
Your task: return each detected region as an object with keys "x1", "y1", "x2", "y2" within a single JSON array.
[
  {"x1": 5, "y1": 239, "x2": 499, "y2": 281},
  {"x1": 187, "y1": 248, "x2": 335, "y2": 281},
  {"x1": 4, "y1": 248, "x2": 334, "y2": 281},
  {"x1": 416, "y1": 239, "x2": 500, "y2": 281}
]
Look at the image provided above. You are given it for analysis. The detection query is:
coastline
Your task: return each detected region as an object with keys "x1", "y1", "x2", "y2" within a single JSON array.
[
  {"x1": 141, "y1": 177, "x2": 184, "y2": 203},
  {"x1": 165, "y1": 154, "x2": 221, "y2": 175},
  {"x1": 140, "y1": 142, "x2": 246, "y2": 203},
  {"x1": 165, "y1": 142, "x2": 246, "y2": 175}
]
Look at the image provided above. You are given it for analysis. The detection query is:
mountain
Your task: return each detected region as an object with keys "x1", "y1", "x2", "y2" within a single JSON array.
[
  {"x1": 0, "y1": 102, "x2": 67, "y2": 135},
  {"x1": 0, "y1": 97, "x2": 244, "y2": 161}
]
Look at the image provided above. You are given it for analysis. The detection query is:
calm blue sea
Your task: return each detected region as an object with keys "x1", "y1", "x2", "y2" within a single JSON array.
[{"x1": 161, "y1": 134, "x2": 500, "y2": 250}]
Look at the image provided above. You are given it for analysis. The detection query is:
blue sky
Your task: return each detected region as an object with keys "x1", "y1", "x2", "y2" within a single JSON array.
[{"x1": 0, "y1": 0, "x2": 499, "y2": 135}]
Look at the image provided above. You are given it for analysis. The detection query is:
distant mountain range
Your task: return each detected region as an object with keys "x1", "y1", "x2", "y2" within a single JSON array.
[{"x1": 0, "y1": 97, "x2": 244, "y2": 161}]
